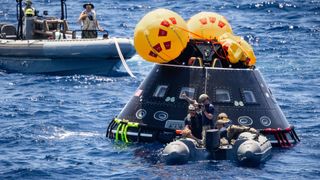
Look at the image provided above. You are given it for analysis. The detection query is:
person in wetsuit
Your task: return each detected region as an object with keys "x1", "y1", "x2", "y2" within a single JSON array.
[
  {"x1": 182, "y1": 104, "x2": 203, "y2": 144},
  {"x1": 182, "y1": 93, "x2": 215, "y2": 146}
]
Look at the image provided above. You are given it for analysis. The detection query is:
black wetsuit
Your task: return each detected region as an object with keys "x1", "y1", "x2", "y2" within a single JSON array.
[
  {"x1": 201, "y1": 104, "x2": 215, "y2": 128},
  {"x1": 220, "y1": 127, "x2": 228, "y2": 139},
  {"x1": 184, "y1": 113, "x2": 203, "y2": 139}
]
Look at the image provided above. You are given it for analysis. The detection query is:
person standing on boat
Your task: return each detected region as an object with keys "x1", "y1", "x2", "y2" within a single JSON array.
[
  {"x1": 22, "y1": 0, "x2": 37, "y2": 39},
  {"x1": 78, "y1": 2, "x2": 104, "y2": 39},
  {"x1": 197, "y1": 94, "x2": 215, "y2": 144},
  {"x1": 182, "y1": 104, "x2": 203, "y2": 144},
  {"x1": 182, "y1": 93, "x2": 215, "y2": 146},
  {"x1": 23, "y1": 0, "x2": 37, "y2": 17}
]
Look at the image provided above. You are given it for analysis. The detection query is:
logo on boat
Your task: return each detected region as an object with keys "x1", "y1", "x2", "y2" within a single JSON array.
[
  {"x1": 154, "y1": 111, "x2": 168, "y2": 121},
  {"x1": 136, "y1": 109, "x2": 147, "y2": 119},
  {"x1": 260, "y1": 116, "x2": 272, "y2": 127},
  {"x1": 238, "y1": 116, "x2": 253, "y2": 126}
]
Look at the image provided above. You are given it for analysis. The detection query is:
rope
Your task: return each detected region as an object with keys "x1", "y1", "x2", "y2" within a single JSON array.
[
  {"x1": 113, "y1": 37, "x2": 136, "y2": 78},
  {"x1": 175, "y1": 25, "x2": 230, "y2": 63}
]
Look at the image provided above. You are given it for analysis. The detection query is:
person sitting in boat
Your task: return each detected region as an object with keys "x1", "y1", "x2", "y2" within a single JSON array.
[
  {"x1": 78, "y1": 2, "x2": 104, "y2": 39},
  {"x1": 226, "y1": 124, "x2": 259, "y2": 144},
  {"x1": 215, "y1": 113, "x2": 232, "y2": 134},
  {"x1": 181, "y1": 104, "x2": 203, "y2": 144},
  {"x1": 215, "y1": 113, "x2": 232, "y2": 145},
  {"x1": 182, "y1": 93, "x2": 215, "y2": 146},
  {"x1": 23, "y1": 0, "x2": 37, "y2": 17},
  {"x1": 214, "y1": 112, "x2": 259, "y2": 145}
]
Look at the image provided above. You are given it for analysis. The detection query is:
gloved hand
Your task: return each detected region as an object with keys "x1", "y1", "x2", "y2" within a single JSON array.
[
  {"x1": 248, "y1": 127, "x2": 258, "y2": 134},
  {"x1": 181, "y1": 129, "x2": 191, "y2": 136}
]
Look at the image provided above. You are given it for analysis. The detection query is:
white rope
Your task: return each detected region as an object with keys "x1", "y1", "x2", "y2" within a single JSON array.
[{"x1": 113, "y1": 38, "x2": 135, "y2": 78}]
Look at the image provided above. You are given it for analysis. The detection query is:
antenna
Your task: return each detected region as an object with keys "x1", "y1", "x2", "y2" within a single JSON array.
[
  {"x1": 16, "y1": 0, "x2": 23, "y2": 39},
  {"x1": 60, "y1": 0, "x2": 67, "y2": 20}
]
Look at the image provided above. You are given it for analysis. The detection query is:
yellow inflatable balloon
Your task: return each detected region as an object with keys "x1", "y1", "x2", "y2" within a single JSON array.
[
  {"x1": 187, "y1": 12, "x2": 233, "y2": 41},
  {"x1": 219, "y1": 33, "x2": 256, "y2": 66},
  {"x1": 134, "y1": 8, "x2": 189, "y2": 63},
  {"x1": 238, "y1": 38, "x2": 256, "y2": 66},
  {"x1": 220, "y1": 38, "x2": 243, "y2": 64}
]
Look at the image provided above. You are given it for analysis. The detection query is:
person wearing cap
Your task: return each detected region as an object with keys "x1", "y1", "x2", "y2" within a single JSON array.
[
  {"x1": 182, "y1": 104, "x2": 203, "y2": 144},
  {"x1": 23, "y1": 0, "x2": 36, "y2": 17},
  {"x1": 215, "y1": 112, "x2": 259, "y2": 144},
  {"x1": 181, "y1": 93, "x2": 215, "y2": 146},
  {"x1": 215, "y1": 113, "x2": 232, "y2": 145},
  {"x1": 197, "y1": 94, "x2": 215, "y2": 145},
  {"x1": 78, "y1": 2, "x2": 104, "y2": 38}
]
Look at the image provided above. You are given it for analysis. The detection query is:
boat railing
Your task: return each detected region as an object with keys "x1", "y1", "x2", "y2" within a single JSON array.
[{"x1": 33, "y1": 17, "x2": 74, "y2": 39}]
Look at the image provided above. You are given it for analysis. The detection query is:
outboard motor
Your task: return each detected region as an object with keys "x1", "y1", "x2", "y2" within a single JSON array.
[{"x1": 205, "y1": 129, "x2": 220, "y2": 151}]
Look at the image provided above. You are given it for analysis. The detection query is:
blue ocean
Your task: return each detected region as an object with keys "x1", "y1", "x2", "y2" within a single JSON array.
[{"x1": 0, "y1": 0, "x2": 319, "y2": 179}]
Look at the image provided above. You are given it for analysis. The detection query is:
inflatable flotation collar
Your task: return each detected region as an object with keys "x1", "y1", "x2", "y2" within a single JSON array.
[{"x1": 219, "y1": 33, "x2": 256, "y2": 66}]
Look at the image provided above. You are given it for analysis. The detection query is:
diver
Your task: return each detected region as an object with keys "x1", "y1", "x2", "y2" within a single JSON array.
[
  {"x1": 181, "y1": 104, "x2": 203, "y2": 144},
  {"x1": 78, "y1": 2, "x2": 104, "y2": 39},
  {"x1": 23, "y1": 0, "x2": 37, "y2": 17},
  {"x1": 182, "y1": 93, "x2": 215, "y2": 146}
]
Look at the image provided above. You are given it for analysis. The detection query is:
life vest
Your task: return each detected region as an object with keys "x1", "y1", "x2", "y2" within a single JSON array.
[{"x1": 81, "y1": 10, "x2": 97, "y2": 30}]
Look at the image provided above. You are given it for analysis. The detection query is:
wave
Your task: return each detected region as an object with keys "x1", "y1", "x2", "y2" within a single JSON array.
[
  {"x1": 0, "y1": 168, "x2": 51, "y2": 179},
  {"x1": 37, "y1": 126, "x2": 100, "y2": 140}
]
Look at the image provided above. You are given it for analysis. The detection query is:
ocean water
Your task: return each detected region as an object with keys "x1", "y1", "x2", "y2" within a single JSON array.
[{"x1": 0, "y1": 0, "x2": 319, "y2": 179}]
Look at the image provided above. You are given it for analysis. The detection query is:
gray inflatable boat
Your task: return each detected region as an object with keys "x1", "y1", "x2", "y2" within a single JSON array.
[
  {"x1": 162, "y1": 130, "x2": 272, "y2": 167},
  {"x1": 0, "y1": 0, "x2": 136, "y2": 76},
  {"x1": 0, "y1": 38, "x2": 135, "y2": 75}
]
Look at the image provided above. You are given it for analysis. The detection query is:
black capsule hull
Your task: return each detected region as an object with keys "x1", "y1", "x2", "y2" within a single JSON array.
[{"x1": 107, "y1": 64, "x2": 299, "y2": 145}]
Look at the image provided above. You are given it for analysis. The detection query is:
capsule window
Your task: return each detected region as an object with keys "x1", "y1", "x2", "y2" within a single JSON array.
[
  {"x1": 153, "y1": 85, "x2": 168, "y2": 98},
  {"x1": 216, "y1": 89, "x2": 231, "y2": 102},
  {"x1": 243, "y1": 90, "x2": 257, "y2": 103},
  {"x1": 179, "y1": 87, "x2": 195, "y2": 99}
]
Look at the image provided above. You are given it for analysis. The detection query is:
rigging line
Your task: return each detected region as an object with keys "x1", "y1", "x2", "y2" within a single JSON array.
[{"x1": 113, "y1": 37, "x2": 136, "y2": 78}]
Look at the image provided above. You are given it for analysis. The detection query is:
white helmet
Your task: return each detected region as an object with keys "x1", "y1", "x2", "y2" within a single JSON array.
[{"x1": 198, "y1": 94, "x2": 209, "y2": 103}]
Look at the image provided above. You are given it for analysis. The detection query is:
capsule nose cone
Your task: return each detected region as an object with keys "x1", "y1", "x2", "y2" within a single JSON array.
[{"x1": 162, "y1": 141, "x2": 190, "y2": 165}]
